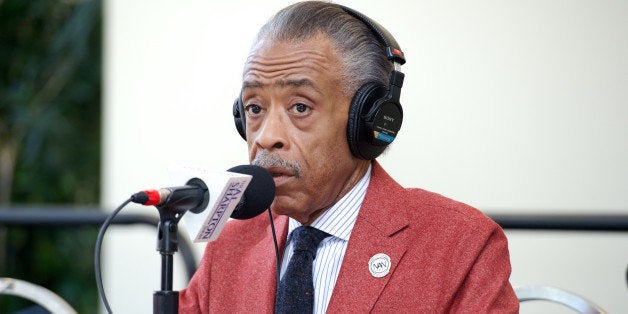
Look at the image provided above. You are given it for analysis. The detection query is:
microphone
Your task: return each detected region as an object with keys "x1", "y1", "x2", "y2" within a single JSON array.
[
  {"x1": 130, "y1": 177, "x2": 209, "y2": 214},
  {"x1": 227, "y1": 164, "x2": 275, "y2": 220},
  {"x1": 132, "y1": 165, "x2": 276, "y2": 242}
]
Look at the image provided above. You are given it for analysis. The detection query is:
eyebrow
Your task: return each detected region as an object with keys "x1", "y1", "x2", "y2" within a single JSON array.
[{"x1": 242, "y1": 78, "x2": 321, "y2": 93}]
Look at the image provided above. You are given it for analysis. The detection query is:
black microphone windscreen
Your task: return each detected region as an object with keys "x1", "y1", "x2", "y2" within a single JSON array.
[{"x1": 227, "y1": 165, "x2": 276, "y2": 220}]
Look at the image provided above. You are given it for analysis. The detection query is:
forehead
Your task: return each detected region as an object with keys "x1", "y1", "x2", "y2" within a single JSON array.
[{"x1": 242, "y1": 34, "x2": 341, "y2": 89}]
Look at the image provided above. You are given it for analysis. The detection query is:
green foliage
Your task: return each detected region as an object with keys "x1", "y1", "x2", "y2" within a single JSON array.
[
  {"x1": 1, "y1": 0, "x2": 101, "y2": 204},
  {"x1": 0, "y1": 0, "x2": 102, "y2": 312}
]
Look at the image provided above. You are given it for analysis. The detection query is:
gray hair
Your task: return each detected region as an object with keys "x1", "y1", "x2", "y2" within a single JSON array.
[{"x1": 250, "y1": 1, "x2": 392, "y2": 97}]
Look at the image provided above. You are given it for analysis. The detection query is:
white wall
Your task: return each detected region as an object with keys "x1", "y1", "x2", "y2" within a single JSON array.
[{"x1": 103, "y1": 1, "x2": 628, "y2": 313}]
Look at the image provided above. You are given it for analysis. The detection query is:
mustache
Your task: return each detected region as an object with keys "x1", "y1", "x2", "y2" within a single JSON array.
[{"x1": 251, "y1": 152, "x2": 302, "y2": 178}]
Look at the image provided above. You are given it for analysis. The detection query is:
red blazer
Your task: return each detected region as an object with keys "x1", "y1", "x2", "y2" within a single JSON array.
[{"x1": 179, "y1": 161, "x2": 519, "y2": 313}]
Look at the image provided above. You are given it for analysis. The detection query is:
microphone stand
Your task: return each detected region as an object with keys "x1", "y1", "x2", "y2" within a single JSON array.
[{"x1": 153, "y1": 204, "x2": 185, "y2": 314}]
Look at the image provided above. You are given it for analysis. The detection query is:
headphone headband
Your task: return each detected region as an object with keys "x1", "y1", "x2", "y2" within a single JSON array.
[{"x1": 336, "y1": 4, "x2": 406, "y2": 65}]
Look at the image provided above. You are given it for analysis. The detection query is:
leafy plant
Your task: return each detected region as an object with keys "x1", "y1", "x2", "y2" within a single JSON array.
[{"x1": 0, "y1": 0, "x2": 102, "y2": 312}]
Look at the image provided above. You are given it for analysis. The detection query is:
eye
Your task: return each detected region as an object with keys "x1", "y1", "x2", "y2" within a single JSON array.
[
  {"x1": 244, "y1": 104, "x2": 262, "y2": 115},
  {"x1": 289, "y1": 103, "x2": 311, "y2": 116}
]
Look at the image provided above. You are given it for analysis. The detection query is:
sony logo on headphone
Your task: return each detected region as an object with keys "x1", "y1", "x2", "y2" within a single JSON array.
[{"x1": 383, "y1": 115, "x2": 395, "y2": 122}]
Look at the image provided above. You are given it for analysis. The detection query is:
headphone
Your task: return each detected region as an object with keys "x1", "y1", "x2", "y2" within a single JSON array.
[{"x1": 232, "y1": 4, "x2": 406, "y2": 160}]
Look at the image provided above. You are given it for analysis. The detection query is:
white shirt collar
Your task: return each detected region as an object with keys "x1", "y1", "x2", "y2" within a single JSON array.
[{"x1": 287, "y1": 164, "x2": 372, "y2": 242}]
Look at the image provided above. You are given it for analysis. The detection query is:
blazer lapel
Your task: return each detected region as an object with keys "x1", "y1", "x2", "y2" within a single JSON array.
[
  {"x1": 214, "y1": 213, "x2": 290, "y2": 312},
  {"x1": 326, "y1": 161, "x2": 409, "y2": 312}
]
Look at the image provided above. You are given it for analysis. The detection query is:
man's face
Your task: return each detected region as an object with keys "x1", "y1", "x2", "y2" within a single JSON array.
[{"x1": 241, "y1": 33, "x2": 366, "y2": 225}]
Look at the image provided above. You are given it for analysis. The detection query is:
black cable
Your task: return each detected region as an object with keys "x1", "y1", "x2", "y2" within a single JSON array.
[
  {"x1": 95, "y1": 198, "x2": 132, "y2": 314},
  {"x1": 267, "y1": 208, "x2": 281, "y2": 289}
]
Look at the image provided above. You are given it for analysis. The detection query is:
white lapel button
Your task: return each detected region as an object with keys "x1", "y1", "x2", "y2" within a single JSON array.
[{"x1": 368, "y1": 253, "x2": 391, "y2": 278}]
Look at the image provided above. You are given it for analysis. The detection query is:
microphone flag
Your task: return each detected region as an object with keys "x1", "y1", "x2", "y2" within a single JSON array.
[{"x1": 168, "y1": 165, "x2": 252, "y2": 243}]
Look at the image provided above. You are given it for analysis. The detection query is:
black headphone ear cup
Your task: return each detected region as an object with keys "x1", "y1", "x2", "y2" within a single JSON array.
[
  {"x1": 347, "y1": 82, "x2": 389, "y2": 160},
  {"x1": 232, "y1": 97, "x2": 246, "y2": 140}
]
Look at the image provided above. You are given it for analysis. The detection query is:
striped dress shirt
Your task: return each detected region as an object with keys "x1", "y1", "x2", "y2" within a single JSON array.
[{"x1": 279, "y1": 165, "x2": 371, "y2": 314}]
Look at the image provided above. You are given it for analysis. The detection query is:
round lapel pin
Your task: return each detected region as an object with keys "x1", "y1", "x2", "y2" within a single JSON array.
[{"x1": 368, "y1": 253, "x2": 391, "y2": 278}]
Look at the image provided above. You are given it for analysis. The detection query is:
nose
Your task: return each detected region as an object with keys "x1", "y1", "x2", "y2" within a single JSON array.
[{"x1": 252, "y1": 107, "x2": 288, "y2": 150}]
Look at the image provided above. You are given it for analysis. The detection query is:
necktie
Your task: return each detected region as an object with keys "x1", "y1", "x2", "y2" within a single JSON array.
[{"x1": 275, "y1": 226, "x2": 330, "y2": 314}]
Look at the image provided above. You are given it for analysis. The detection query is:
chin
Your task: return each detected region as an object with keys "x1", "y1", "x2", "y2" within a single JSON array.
[
  {"x1": 269, "y1": 197, "x2": 304, "y2": 219},
  {"x1": 269, "y1": 205, "x2": 292, "y2": 217}
]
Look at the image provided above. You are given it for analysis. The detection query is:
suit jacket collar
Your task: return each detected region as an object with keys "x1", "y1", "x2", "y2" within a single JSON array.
[{"x1": 326, "y1": 160, "x2": 410, "y2": 312}]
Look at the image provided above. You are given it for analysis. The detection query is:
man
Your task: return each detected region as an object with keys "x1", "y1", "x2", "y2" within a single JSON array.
[{"x1": 179, "y1": 1, "x2": 519, "y2": 313}]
